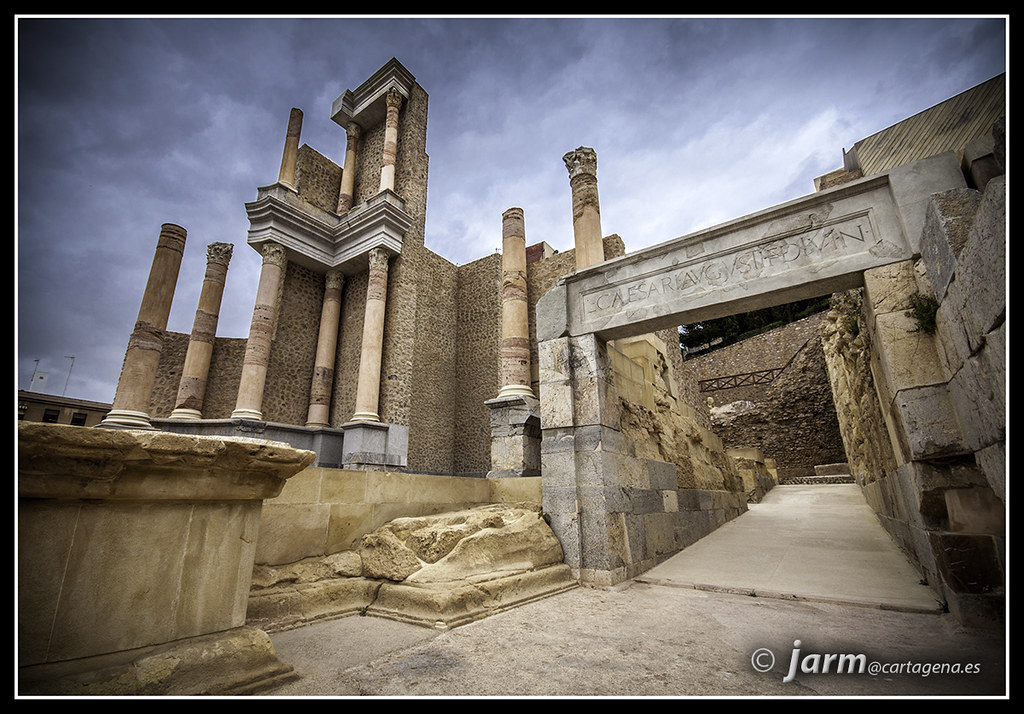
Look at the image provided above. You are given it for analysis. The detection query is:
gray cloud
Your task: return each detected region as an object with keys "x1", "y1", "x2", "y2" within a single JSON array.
[{"x1": 16, "y1": 16, "x2": 1006, "y2": 403}]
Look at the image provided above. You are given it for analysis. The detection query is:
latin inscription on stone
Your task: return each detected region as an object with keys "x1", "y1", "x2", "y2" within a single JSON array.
[{"x1": 579, "y1": 211, "x2": 889, "y2": 324}]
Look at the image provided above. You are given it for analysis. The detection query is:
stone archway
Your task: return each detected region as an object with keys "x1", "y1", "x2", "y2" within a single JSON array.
[{"x1": 534, "y1": 152, "x2": 975, "y2": 589}]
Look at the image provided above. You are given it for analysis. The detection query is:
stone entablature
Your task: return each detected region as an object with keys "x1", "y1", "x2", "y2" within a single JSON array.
[
  {"x1": 538, "y1": 154, "x2": 965, "y2": 344},
  {"x1": 330, "y1": 57, "x2": 416, "y2": 134},
  {"x1": 245, "y1": 184, "x2": 410, "y2": 275}
]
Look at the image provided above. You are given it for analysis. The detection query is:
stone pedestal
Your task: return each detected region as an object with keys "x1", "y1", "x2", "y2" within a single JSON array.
[
  {"x1": 17, "y1": 422, "x2": 315, "y2": 695},
  {"x1": 485, "y1": 394, "x2": 541, "y2": 478},
  {"x1": 341, "y1": 420, "x2": 409, "y2": 470}
]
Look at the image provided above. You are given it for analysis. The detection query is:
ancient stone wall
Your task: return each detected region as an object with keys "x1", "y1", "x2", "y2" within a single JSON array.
[
  {"x1": 454, "y1": 253, "x2": 503, "y2": 476},
  {"x1": 295, "y1": 145, "x2": 343, "y2": 215},
  {"x1": 689, "y1": 312, "x2": 831, "y2": 405},
  {"x1": 687, "y1": 313, "x2": 846, "y2": 477},
  {"x1": 819, "y1": 162, "x2": 1005, "y2": 626},
  {"x1": 406, "y1": 246, "x2": 459, "y2": 474},
  {"x1": 262, "y1": 261, "x2": 322, "y2": 425}
]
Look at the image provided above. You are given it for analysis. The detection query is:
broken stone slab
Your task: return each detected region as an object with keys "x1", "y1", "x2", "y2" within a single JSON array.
[{"x1": 359, "y1": 503, "x2": 565, "y2": 583}]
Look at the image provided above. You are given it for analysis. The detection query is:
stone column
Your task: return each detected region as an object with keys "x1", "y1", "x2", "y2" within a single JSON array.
[
  {"x1": 378, "y1": 88, "x2": 403, "y2": 193},
  {"x1": 497, "y1": 207, "x2": 534, "y2": 399},
  {"x1": 305, "y1": 269, "x2": 345, "y2": 427},
  {"x1": 231, "y1": 242, "x2": 287, "y2": 421},
  {"x1": 351, "y1": 247, "x2": 390, "y2": 422},
  {"x1": 277, "y1": 108, "x2": 303, "y2": 188},
  {"x1": 169, "y1": 242, "x2": 233, "y2": 420},
  {"x1": 101, "y1": 223, "x2": 187, "y2": 429},
  {"x1": 336, "y1": 122, "x2": 361, "y2": 213},
  {"x1": 563, "y1": 146, "x2": 604, "y2": 270}
]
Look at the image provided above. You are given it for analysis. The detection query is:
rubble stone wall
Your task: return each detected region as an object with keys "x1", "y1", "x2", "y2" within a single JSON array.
[{"x1": 689, "y1": 314, "x2": 847, "y2": 477}]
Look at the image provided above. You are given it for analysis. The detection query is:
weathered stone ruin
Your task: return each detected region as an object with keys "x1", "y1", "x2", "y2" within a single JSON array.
[{"x1": 18, "y1": 60, "x2": 1005, "y2": 694}]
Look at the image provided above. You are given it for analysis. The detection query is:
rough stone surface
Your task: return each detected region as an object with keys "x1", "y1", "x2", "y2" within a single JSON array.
[{"x1": 359, "y1": 503, "x2": 563, "y2": 583}]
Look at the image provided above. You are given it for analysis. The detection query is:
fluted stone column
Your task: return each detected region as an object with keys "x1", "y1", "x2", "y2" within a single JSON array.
[
  {"x1": 231, "y1": 242, "x2": 287, "y2": 421},
  {"x1": 169, "y1": 242, "x2": 233, "y2": 420},
  {"x1": 497, "y1": 207, "x2": 534, "y2": 398},
  {"x1": 352, "y1": 247, "x2": 390, "y2": 422},
  {"x1": 563, "y1": 146, "x2": 604, "y2": 270},
  {"x1": 277, "y1": 108, "x2": 303, "y2": 188},
  {"x1": 101, "y1": 223, "x2": 187, "y2": 429},
  {"x1": 306, "y1": 269, "x2": 344, "y2": 427},
  {"x1": 379, "y1": 88, "x2": 403, "y2": 193},
  {"x1": 336, "y1": 122, "x2": 361, "y2": 213}
]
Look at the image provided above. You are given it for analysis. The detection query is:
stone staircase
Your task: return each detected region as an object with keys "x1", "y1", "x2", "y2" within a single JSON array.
[{"x1": 779, "y1": 462, "x2": 855, "y2": 485}]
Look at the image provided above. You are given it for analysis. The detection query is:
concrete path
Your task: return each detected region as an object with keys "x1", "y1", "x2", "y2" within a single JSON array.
[
  {"x1": 637, "y1": 484, "x2": 942, "y2": 612},
  {"x1": 263, "y1": 484, "x2": 1006, "y2": 698}
]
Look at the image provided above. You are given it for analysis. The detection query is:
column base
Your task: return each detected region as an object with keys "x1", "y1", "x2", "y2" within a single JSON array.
[
  {"x1": 350, "y1": 411, "x2": 380, "y2": 422},
  {"x1": 231, "y1": 407, "x2": 264, "y2": 420},
  {"x1": 98, "y1": 409, "x2": 154, "y2": 430},
  {"x1": 168, "y1": 407, "x2": 203, "y2": 420},
  {"x1": 496, "y1": 384, "x2": 537, "y2": 399}
]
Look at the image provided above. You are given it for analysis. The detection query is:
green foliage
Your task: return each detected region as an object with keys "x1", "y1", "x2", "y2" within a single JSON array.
[{"x1": 905, "y1": 292, "x2": 939, "y2": 334}]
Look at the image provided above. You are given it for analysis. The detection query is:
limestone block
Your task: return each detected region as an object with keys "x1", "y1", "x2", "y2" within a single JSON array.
[
  {"x1": 358, "y1": 504, "x2": 564, "y2": 585},
  {"x1": 863, "y1": 260, "x2": 919, "y2": 317},
  {"x1": 890, "y1": 384, "x2": 966, "y2": 460},
  {"x1": 928, "y1": 532, "x2": 1004, "y2": 595},
  {"x1": 538, "y1": 337, "x2": 572, "y2": 383},
  {"x1": 539, "y1": 449, "x2": 577, "y2": 490},
  {"x1": 539, "y1": 379, "x2": 575, "y2": 430},
  {"x1": 975, "y1": 441, "x2": 1005, "y2": 503},
  {"x1": 954, "y1": 176, "x2": 1005, "y2": 343},
  {"x1": 945, "y1": 487, "x2": 1005, "y2": 535},
  {"x1": 256, "y1": 502, "x2": 331, "y2": 565},
  {"x1": 271, "y1": 466, "x2": 323, "y2": 503},
  {"x1": 947, "y1": 340, "x2": 1005, "y2": 452},
  {"x1": 871, "y1": 309, "x2": 949, "y2": 394},
  {"x1": 661, "y1": 489, "x2": 679, "y2": 513},
  {"x1": 536, "y1": 284, "x2": 569, "y2": 342},
  {"x1": 488, "y1": 476, "x2": 542, "y2": 504},
  {"x1": 886, "y1": 152, "x2": 966, "y2": 255},
  {"x1": 325, "y1": 503, "x2": 378, "y2": 552},
  {"x1": 318, "y1": 468, "x2": 369, "y2": 504},
  {"x1": 646, "y1": 459, "x2": 678, "y2": 491},
  {"x1": 919, "y1": 188, "x2": 982, "y2": 301}
]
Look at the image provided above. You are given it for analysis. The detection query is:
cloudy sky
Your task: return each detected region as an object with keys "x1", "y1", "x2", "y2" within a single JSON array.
[{"x1": 16, "y1": 15, "x2": 1007, "y2": 404}]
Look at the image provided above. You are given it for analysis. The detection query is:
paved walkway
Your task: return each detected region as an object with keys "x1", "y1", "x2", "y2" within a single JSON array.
[
  {"x1": 263, "y1": 485, "x2": 1006, "y2": 697},
  {"x1": 637, "y1": 483, "x2": 941, "y2": 612}
]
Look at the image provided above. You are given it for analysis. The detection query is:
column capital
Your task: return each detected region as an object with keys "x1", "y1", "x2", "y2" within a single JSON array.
[
  {"x1": 563, "y1": 146, "x2": 598, "y2": 180},
  {"x1": 346, "y1": 121, "x2": 362, "y2": 140},
  {"x1": 385, "y1": 87, "x2": 404, "y2": 110},
  {"x1": 325, "y1": 268, "x2": 345, "y2": 291},
  {"x1": 261, "y1": 241, "x2": 287, "y2": 267},
  {"x1": 368, "y1": 246, "x2": 391, "y2": 271},
  {"x1": 206, "y1": 242, "x2": 234, "y2": 267}
]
